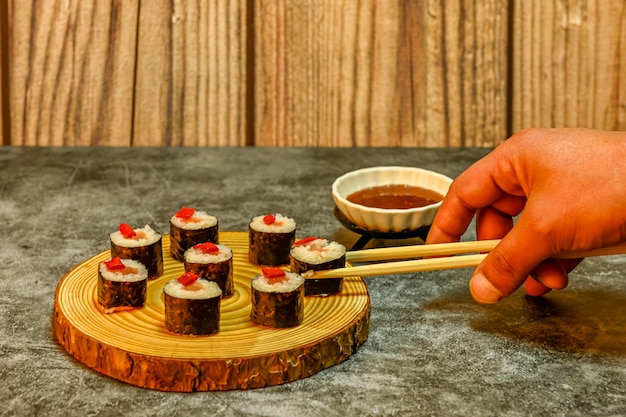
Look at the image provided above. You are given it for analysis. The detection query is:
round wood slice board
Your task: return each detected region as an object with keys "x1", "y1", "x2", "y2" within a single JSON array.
[{"x1": 54, "y1": 231, "x2": 370, "y2": 392}]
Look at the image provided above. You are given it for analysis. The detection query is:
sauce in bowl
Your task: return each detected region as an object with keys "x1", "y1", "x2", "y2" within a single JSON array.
[{"x1": 347, "y1": 184, "x2": 444, "y2": 209}]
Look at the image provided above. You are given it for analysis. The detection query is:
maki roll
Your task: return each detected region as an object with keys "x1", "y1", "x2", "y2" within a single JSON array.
[
  {"x1": 97, "y1": 256, "x2": 148, "y2": 314},
  {"x1": 250, "y1": 267, "x2": 304, "y2": 328},
  {"x1": 184, "y1": 242, "x2": 234, "y2": 297},
  {"x1": 169, "y1": 207, "x2": 219, "y2": 262},
  {"x1": 163, "y1": 272, "x2": 222, "y2": 336},
  {"x1": 110, "y1": 223, "x2": 163, "y2": 280},
  {"x1": 290, "y1": 236, "x2": 346, "y2": 296},
  {"x1": 248, "y1": 213, "x2": 296, "y2": 266}
]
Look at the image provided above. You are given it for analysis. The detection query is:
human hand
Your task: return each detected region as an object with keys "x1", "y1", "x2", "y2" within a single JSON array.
[{"x1": 426, "y1": 128, "x2": 626, "y2": 303}]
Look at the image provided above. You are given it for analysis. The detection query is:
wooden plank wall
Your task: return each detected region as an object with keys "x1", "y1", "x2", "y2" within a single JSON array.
[
  {"x1": 6, "y1": 0, "x2": 247, "y2": 146},
  {"x1": 133, "y1": 0, "x2": 248, "y2": 146},
  {"x1": 1, "y1": 0, "x2": 625, "y2": 147},
  {"x1": 0, "y1": 0, "x2": 6, "y2": 145},
  {"x1": 512, "y1": 0, "x2": 626, "y2": 132},
  {"x1": 254, "y1": 0, "x2": 508, "y2": 147},
  {"x1": 9, "y1": 1, "x2": 139, "y2": 146}
]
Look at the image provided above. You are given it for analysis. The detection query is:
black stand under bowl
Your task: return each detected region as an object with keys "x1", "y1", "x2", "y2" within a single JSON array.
[{"x1": 333, "y1": 206, "x2": 431, "y2": 250}]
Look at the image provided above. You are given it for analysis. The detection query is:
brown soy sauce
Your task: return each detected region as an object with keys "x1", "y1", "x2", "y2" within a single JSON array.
[{"x1": 347, "y1": 184, "x2": 443, "y2": 209}]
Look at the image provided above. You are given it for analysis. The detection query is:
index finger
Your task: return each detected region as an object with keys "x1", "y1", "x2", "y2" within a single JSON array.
[
  {"x1": 426, "y1": 147, "x2": 524, "y2": 244},
  {"x1": 426, "y1": 189, "x2": 478, "y2": 243}
]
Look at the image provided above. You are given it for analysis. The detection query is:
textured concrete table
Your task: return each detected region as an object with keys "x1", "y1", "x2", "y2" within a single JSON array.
[{"x1": 2, "y1": 147, "x2": 626, "y2": 417}]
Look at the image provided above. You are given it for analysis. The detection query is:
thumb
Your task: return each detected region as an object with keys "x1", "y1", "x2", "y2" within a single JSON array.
[{"x1": 469, "y1": 217, "x2": 553, "y2": 304}]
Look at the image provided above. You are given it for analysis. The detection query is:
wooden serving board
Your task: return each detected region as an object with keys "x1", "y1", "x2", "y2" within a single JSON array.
[{"x1": 54, "y1": 232, "x2": 370, "y2": 392}]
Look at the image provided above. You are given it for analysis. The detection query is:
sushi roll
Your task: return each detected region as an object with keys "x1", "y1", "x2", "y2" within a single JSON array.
[
  {"x1": 248, "y1": 213, "x2": 296, "y2": 266},
  {"x1": 163, "y1": 272, "x2": 222, "y2": 336},
  {"x1": 97, "y1": 256, "x2": 148, "y2": 314},
  {"x1": 110, "y1": 223, "x2": 163, "y2": 280},
  {"x1": 184, "y1": 242, "x2": 234, "y2": 297},
  {"x1": 289, "y1": 236, "x2": 346, "y2": 296},
  {"x1": 250, "y1": 267, "x2": 304, "y2": 328},
  {"x1": 169, "y1": 207, "x2": 219, "y2": 262}
]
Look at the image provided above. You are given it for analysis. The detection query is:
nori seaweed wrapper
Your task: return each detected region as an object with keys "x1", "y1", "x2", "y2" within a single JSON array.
[
  {"x1": 169, "y1": 221, "x2": 219, "y2": 262},
  {"x1": 110, "y1": 238, "x2": 163, "y2": 280},
  {"x1": 184, "y1": 257, "x2": 233, "y2": 297},
  {"x1": 164, "y1": 292, "x2": 221, "y2": 336},
  {"x1": 250, "y1": 282, "x2": 304, "y2": 328},
  {"x1": 248, "y1": 226, "x2": 295, "y2": 266},
  {"x1": 290, "y1": 254, "x2": 345, "y2": 296},
  {"x1": 97, "y1": 270, "x2": 147, "y2": 313}
]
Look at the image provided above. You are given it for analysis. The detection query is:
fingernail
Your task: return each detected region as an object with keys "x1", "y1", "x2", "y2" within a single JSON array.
[{"x1": 469, "y1": 273, "x2": 502, "y2": 304}]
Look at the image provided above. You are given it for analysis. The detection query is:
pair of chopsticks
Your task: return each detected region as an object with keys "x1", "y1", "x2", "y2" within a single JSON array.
[{"x1": 306, "y1": 239, "x2": 626, "y2": 279}]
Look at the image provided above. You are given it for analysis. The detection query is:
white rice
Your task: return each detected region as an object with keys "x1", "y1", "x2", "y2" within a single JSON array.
[
  {"x1": 290, "y1": 238, "x2": 346, "y2": 265},
  {"x1": 249, "y1": 213, "x2": 296, "y2": 233},
  {"x1": 170, "y1": 210, "x2": 218, "y2": 230},
  {"x1": 99, "y1": 258, "x2": 148, "y2": 282},
  {"x1": 184, "y1": 244, "x2": 232, "y2": 264},
  {"x1": 252, "y1": 271, "x2": 304, "y2": 293},
  {"x1": 164, "y1": 278, "x2": 222, "y2": 300},
  {"x1": 110, "y1": 224, "x2": 161, "y2": 248}
]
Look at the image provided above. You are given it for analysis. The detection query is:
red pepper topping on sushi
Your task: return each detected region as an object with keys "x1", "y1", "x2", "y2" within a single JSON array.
[
  {"x1": 175, "y1": 207, "x2": 196, "y2": 219},
  {"x1": 294, "y1": 236, "x2": 318, "y2": 246},
  {"x1": 261, "y1": 267, "x2": 288, "y2": 284},
  {"x1": 262, "y1": 214, "x2": 276, "y2": 225},
  {"x1": 262, "y1": 213, "x2": 284, "y2": 226},
  {"x1": 261, "y1": 267, "x2": 285, "y2": 278},
  {"x1": 194, "y1": 242, "x2": 219, "y2": 254},
  {"x1": 119, "y1": 223, "x2": 137, "y2": 239},
  {"x1": 178, "y1": 272, "x2": 199, "y2": 286},
  {"x1": 104, "y1": 257, "x2": 126, "y2": 271}
]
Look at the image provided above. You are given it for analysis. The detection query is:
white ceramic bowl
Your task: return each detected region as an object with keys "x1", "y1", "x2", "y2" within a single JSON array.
[{"x1": 332, "y1": 166, "x2": 453, "y2": 233}]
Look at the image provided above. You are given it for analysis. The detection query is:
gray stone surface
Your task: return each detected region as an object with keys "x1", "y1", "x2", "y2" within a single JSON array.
[{"x1": 2, "y1": 146, "x2": 626, "y2": 417}]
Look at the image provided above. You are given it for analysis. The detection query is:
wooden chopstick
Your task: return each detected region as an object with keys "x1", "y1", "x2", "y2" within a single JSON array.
[
  {"x1": 308, "y1": 254, "x2": 488, "y2": 279},
  {"x1": 307, "y1": 241, "x2": 626, "y2": 279},
  {"x1": 345, "y1": 239, "x2": 500, "y2": 263}
]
